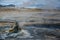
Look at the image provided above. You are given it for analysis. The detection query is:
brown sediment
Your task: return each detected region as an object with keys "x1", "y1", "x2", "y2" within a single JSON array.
[{"x1": 0, "y1": 7, "x2": 60, "y2": 25}]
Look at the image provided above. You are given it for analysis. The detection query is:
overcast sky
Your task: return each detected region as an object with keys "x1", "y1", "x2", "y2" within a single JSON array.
[{"x1": 0, "y1": 0, "x2": 60, "y2": 9}]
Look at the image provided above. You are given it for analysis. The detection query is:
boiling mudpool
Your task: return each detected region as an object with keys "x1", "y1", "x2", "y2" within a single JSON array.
[
  {"x1": 0, "y1": 23, "x2": 60, "y2": 40},
  {"x1": 0, "y1": 29, "x2": 33, "y2": 39}
]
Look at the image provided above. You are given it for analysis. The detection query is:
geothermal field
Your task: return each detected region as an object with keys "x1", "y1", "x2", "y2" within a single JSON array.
[{"x1": 0, "y1": 8, "x2": 60, "y2": 40}]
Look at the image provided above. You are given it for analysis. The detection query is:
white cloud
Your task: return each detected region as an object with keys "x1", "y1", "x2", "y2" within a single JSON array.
[{"x1": 0, "y1": 0, "x2": 60, "y2": 9}]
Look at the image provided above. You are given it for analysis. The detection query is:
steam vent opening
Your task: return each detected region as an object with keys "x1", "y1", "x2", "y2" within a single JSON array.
[{"x1": 0, "y1": 0, "x2": 60, "y2": 40}]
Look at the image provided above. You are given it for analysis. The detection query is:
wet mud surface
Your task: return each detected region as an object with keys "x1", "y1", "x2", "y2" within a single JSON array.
[
  {"x1": 0, "y1": 9, "x2": 60, "y2": 40},
  {"x1": 0, "y1": 24, "x2": 60, "y2": 40}
]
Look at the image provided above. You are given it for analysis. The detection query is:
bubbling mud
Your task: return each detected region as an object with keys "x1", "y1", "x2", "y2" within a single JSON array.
[{"x1": 0, "y1": 29, "x2": 33, "y2": 39}]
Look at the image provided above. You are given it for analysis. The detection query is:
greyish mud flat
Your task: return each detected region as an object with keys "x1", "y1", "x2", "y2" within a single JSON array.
[
  {"x1": 0, "y1": 8, "x2": 60, "y2": 40},
  {"x1": 1, "y1": 25, "x2": 60, "y2": 40}
]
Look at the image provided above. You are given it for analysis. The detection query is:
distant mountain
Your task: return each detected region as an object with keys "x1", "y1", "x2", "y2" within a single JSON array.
[
  {"x1": 0, "y1": 4, "x2": 15, "y2": 7},
  {"x1": 0, "y1": 5, "x2": 5, "y2": 7}
]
